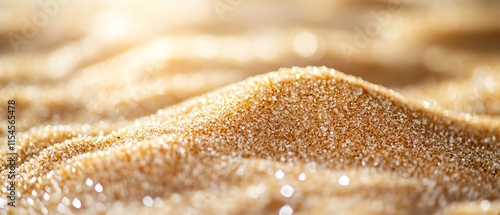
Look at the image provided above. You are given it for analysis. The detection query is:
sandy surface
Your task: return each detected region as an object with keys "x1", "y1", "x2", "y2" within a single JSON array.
[{"x1": 0, "y1": 0, "x2": 500, "y2": 214}]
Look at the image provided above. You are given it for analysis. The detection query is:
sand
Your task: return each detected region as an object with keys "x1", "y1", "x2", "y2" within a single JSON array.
[
  {"x1": 1, "y1": 1, "x2": 500, "y2": 215},
  {"x1": 1, "y1": 67, "x2": 499, "y2": 214}
]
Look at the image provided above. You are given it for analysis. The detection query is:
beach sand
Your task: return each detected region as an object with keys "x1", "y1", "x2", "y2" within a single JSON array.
[{"x1": 1, "y1": 1, "x2": 500, "y2": 214}]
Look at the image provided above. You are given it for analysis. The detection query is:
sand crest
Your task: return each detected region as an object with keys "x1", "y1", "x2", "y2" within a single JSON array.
[{"x1": 2, "y1": 67, "x2": 499, "y2": 214}]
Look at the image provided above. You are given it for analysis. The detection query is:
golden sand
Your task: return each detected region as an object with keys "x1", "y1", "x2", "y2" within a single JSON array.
[
  {"x1": 1, "y1": 67, "x2": 499, "y2": 214},
  {"x1": 1, "y1": 0, "x2": 500, "y2": 215}
]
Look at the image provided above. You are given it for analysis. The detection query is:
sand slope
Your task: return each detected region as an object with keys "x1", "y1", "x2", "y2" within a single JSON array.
[{"x1": 2, "y1": 67, "x2": 499, "y2": 215}]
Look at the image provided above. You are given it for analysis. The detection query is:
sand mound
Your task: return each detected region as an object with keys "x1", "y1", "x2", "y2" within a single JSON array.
[{"x1": 3, "y1": 67, "x2": 499, "y2": 214}]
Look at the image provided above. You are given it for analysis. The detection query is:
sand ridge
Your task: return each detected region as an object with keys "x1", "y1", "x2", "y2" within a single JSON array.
[{"x1": 2, "y1": 66, "x2": 499, "y2": 214}]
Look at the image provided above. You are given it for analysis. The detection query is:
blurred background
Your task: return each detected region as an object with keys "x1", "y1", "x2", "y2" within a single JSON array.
[{"x1": 0, "y1": 0, "x2": 499, "y2": 134}]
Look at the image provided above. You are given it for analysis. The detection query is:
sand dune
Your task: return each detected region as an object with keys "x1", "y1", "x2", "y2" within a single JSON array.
[
  {"x1": 1, "y1": 1, "x2": 500, "y2": 214},
  {"x1": 2, "y1": 67, "x2": 499, "y2": 214}
]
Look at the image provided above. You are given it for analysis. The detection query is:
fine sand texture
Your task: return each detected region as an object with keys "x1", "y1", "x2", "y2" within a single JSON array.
[
  {"x1": 1, "y1": 66, "x2": 499, "y2": 214},
  {"x1": 1, "y1": 0, "x2": 500, "y2": 215}
]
